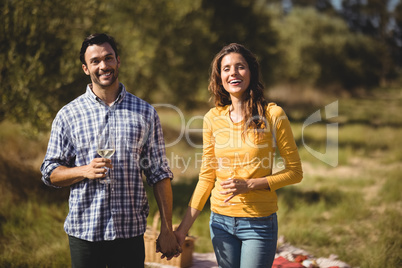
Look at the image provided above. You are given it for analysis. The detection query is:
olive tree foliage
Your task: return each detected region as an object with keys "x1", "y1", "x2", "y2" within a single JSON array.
[
  {"x1": 0, "y1": 0, "x2": 279, "y2": 130},
  {"x1": 0, "y1": 0, "x2": 396, "y2": 131},
  {"x1": 394, "y1": 1, "x2": 402, "y2": 66},
  {"x1": 200, "y1": 0, "x2": 279, "y2": 89},
  {"x1": 341, "y1": 0, "x2": 401, "y2": 82},
  {"x1": 395, "y1": 1, "x2": 402, "y2": 34},
  {"x1": 269, "y1": 7, "x2": 386, "y2": 89},
  {"x1": 0, "y1": 0, "x2": 108, "y2": 131},
  {"x1": 110, "y1": 0, "x2": 279, "y2": 108},
  {"x1": 107, "y1": 0, "x2": 211, "y2": 107}
]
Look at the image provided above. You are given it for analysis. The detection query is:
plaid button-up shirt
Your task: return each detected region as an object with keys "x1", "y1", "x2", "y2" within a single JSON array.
[{"x1": 41, "y1": 83, "x2": 173, "y2": 241}]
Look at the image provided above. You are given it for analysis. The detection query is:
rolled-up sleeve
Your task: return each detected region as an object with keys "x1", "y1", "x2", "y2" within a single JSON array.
[{"x1": 40, "y1": 114, "x2": 74, "y2": 188}]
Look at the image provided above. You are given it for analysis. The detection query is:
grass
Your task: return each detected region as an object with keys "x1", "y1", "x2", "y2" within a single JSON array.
[
  {"x1": 0, "y1": 87, "x2": 401, "y2": 267},
  {"x1": 0, "y1": 200, "x2": 70, "y2": 267},
  {"x1": 0, "y1": 155, "x2": 71, "y2": 267}
]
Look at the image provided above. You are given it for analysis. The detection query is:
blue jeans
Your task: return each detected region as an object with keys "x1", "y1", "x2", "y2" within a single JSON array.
[{"x1": 210, "y1": 212, "x2": 278, "y2": 268}]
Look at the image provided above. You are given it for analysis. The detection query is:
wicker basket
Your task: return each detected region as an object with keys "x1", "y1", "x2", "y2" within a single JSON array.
[{"x1": 144, "y1": 212, "x2": 195, "y2": 268}]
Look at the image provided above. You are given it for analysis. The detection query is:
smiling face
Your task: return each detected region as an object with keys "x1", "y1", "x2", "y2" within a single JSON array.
[
  {"x1": 220, "y1": 52, "x2": 251, "y2": 100},
  {"x1": 82, "y1": 42, "x2": 120, "y2": 91}
]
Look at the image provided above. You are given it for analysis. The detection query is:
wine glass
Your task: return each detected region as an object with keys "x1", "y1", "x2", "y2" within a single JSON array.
[{"x1": 97, "y1": 127, "x2": 115, "y2": 184}]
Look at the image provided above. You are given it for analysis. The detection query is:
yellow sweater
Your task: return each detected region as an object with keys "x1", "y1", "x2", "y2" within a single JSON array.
[{"x1": 188, "y1": 103, "x2": 303, "y2": 217}]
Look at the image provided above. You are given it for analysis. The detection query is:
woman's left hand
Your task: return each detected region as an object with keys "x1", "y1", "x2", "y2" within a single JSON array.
[{"x1": 220, "y1": 178, "x2": 250, "y2": 203}]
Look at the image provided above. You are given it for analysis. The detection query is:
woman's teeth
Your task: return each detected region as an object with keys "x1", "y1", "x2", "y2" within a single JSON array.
[{"x1": 230, "y1": 80, "x2": 241, "y2": 84}]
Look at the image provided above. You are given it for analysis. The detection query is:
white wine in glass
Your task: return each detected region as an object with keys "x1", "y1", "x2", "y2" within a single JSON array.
[
  {"x1": 97, "y1": 149, "x2": 115, "y2": 159},
  {"x1": 97, "y1": 128, "x2": 115, "y2": 184}
]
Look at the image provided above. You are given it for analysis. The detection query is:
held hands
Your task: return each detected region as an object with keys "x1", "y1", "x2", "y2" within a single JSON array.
[
  {"x1": 220, "y1": 178, "x2": 250, "y2": 203},
  {"x1": 83, "y1": 158, "x2": 113, "y2": 180},
  {"x1": 156, "y1": 229, "x2": 182, "y2": 260},
  {"x1": 174, "y1": 229, "x2": 187, "y2": 247}
]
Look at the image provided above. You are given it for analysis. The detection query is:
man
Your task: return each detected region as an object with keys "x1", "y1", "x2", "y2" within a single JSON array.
[{"x1": 41, "y1": 33, "x2": 181, "y2": 267}]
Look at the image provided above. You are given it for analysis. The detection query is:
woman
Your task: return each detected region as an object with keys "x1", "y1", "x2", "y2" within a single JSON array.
[{"x1": 174, "y1": 43, "x2": 303, "y2": 268}]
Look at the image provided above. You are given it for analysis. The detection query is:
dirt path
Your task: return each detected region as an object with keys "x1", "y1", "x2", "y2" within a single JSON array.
[{"x1": 146, "y1": 241, "x2": 352, "y2": 267}]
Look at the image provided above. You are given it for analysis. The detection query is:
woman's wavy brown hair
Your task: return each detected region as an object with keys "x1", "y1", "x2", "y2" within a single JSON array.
[{"x1": 209, "y1": 43, "x2": 268, "y2": 137}]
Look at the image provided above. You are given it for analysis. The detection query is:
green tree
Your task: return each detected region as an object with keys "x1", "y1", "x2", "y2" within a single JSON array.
[
  {"x1": 1, "y1": 0, "x2": 397, "y2": 131},
  {"x1": 341, "y1": 0, "x2": 399, "y2": 83},
  {"x1": 271, "y1": 7, "x2": 386, "y2": 89},
  {"x1": 110, "y1": 0, "x2": 279, "y2": 108},
  {"x1": 107, "y1": 0, "x2": 210, "y2": 107},
  {"x1": 199, "y1": 0, "x2": 279, "y2": 86},
  {"x1": 389, "y1": 1, "x2": 402, "y2": 69},
  {"x1": 0, "y1": 0, "x2": 107, "y2": 130}
]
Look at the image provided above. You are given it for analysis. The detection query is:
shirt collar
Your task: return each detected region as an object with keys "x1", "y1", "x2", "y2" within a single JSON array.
[{"x1": 85, "y1": 83, "x2": 127, "y2": 105}]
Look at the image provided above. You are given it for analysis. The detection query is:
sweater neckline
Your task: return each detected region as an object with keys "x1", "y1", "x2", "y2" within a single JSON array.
[{"x1": 224, "y1": 105, "x2": 244, "y2": 127}]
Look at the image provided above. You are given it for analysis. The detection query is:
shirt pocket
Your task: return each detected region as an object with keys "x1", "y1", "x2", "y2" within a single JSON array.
[
  {"x1": 74, "y1": 136, "x2": 97, "y2": 166},
  {"x1": 123, "y1": 120, "x2": 149, "y2": 161}
]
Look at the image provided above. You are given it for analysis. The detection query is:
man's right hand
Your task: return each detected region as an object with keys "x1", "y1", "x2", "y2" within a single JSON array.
[
  {"x1": 50, "y1": 158, "x2": 113, "y2": 187},
  {"x1": 156, "y1": 229, "x2": 182, "y2": 260},
  {"x1": 83, "y1": 158, "x2": 113, "y2": 180}
]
